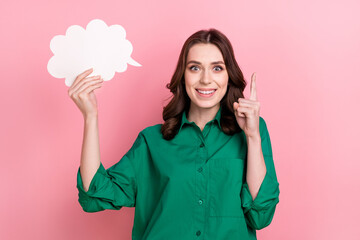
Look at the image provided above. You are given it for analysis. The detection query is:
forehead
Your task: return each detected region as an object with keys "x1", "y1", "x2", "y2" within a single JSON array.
[{"x1": 187, "y1": 43, "x2": 224, "y2": 63}]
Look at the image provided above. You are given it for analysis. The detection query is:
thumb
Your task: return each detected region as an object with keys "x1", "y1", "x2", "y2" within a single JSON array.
[{"x1": 233, "y1": 102, "x2": 239, "y2": 112}]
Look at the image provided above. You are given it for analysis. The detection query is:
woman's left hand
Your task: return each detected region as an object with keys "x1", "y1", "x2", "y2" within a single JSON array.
[{"x1": 233, "y1": 72, "x2": 260, "y2": 138}]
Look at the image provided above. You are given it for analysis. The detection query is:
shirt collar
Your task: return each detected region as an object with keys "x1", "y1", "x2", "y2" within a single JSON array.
[{"x1": 179, "y1": 106, "x2": 222, "y2": 131}]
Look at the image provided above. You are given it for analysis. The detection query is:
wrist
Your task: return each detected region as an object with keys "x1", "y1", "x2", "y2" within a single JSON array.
[
  {"x1": 84, "y1": 113, "x2": 98, "y2": 122},
  {"x1": 246, "y1": 133, "x2": 261, "y2": 143}
]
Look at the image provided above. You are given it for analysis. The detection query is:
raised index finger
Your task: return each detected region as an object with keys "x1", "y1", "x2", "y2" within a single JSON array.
[{"x1": 249, "y1": 72, "x2": 257, "y2": 101}]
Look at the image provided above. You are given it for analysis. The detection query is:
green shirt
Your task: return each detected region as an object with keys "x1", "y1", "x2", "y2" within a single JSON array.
[{"x1": 76, "y1": 106, "x2": 280, "y2": 240}]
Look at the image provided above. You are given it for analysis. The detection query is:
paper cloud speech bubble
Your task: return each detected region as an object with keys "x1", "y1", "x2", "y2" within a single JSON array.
[{"x1": 47, "y1": 19, "x2": 141, "y2": 87}]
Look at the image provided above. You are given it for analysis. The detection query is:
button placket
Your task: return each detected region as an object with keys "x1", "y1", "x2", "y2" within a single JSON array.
[{"x1": 194, "y1": 135, "x2": 207, "y2": 238}]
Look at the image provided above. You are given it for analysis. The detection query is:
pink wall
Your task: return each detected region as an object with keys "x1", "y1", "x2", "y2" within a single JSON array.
[{"x1": 1, "y1": 0, "x2": 359, "y2": 239}]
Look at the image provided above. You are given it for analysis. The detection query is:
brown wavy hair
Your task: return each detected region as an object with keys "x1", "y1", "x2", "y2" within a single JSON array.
[{"x1": 161, "y1": 28, "x2": 247, "y2": 140}]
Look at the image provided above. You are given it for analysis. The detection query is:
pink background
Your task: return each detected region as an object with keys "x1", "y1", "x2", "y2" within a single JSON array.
[{"x1": 1, "y1": 0, "x2": 359, "y2": 239}]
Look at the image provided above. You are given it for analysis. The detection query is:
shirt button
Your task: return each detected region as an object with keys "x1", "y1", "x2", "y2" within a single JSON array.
[
  {"x1": 200, "y1": 143, "x2": 205, "y2": 148},
  {"x1": 198, "y1": 199, "x2": 203, "y2": 205},
  {"x1": 196, "y1": 230, "x2": 201, "y2": 236},
  {"x1": 198, "y1": 167, "x2": 203, "y2": 172}
]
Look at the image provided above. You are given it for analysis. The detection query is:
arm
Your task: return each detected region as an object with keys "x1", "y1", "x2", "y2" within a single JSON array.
[
  {"x1": 241, "y1": 117, "x2": 280, "y2": 230},
  {"x1": 80, "y1": 115, "x2": 101, "y2": 192},
  {"x1": 68, "y1": 68, "x2": 137, "y2": 212},
  {"x1": 76, "y1": 130, "x2": 141, "y2": 213},
  {"x1": 245, "y1": 134, "x2": 267, "y2": 200}
]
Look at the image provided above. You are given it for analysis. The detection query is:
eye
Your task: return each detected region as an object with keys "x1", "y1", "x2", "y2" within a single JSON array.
[
  {"x1": 213, "y1": 66, "x2": 223, "y2": 71},
  {"x1": 189, "y1": 65, "x2": 200, "y2": 71}
]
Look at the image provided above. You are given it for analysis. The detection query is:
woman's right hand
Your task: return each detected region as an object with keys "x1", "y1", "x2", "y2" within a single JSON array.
[{"x1": 68, "y1": 68, "x2": 104, "y2": 118}]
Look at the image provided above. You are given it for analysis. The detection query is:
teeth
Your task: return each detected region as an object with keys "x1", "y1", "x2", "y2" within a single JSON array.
[{"x1": 197, "y1": 90, "x2": 215, "y2": 94}]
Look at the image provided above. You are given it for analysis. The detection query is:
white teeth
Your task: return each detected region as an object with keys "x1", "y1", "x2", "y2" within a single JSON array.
[{"x1": 197, "y1": 90, "x2": 215, "y2": 94}]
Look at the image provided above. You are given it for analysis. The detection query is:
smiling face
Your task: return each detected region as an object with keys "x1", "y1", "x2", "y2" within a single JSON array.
[{"x1": 184, "y1": 43, "x2": 229, "y2": 112}]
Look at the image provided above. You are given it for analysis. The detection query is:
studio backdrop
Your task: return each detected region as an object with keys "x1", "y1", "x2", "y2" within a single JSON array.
[{"x1": 1, "y1": 0, "x2": 359, "y2": 239}]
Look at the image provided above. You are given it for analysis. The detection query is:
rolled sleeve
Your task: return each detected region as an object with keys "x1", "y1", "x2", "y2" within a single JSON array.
[
  {"x1": 240, "y1": 117, "x2": 280, "y2": 230},
  {"x1": 76, "y1": 133, "x2": 144, "y2": 213},
  {"x1": 241, "y1": 167, "x2": 279, "y2": 229},
  {"x1": 76, "y1": 155, "x2": 137, "y2": 213}
]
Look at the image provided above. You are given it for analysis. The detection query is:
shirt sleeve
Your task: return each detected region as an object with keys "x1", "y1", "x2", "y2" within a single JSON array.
[
  {"x1": 76, "y1": 132, "x2": 145, "y2": 213},
  {"x1": 240, "y1": 117, "x2": 280, "y2": 230}
]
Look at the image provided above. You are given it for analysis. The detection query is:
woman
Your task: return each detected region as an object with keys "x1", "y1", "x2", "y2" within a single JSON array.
[{"x1": 69, "y1": 28, "x2": 280, "y2": 239}]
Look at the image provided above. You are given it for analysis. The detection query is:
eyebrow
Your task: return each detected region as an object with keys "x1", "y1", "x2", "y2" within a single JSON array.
[{"x1": 186, "y1": 60, "x2": 225, "y2": 65}]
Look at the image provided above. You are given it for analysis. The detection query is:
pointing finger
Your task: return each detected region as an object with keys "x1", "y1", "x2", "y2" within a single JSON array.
[{"x1": 249, "y1": 72, "x2": 257, "y2": 101}]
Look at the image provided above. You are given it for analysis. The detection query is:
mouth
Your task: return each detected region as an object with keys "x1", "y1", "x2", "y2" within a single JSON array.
[{"x1": 195, "y1": 88, "x2": 217, "y2": 97}]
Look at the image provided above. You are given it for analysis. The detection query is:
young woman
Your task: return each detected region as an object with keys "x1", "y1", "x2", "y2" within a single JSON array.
[{"x1": 69, "y1": 28, "x2": 280, "y2": 239}]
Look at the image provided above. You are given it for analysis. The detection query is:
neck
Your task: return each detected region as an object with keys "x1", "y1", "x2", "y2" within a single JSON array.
[{"x1": 187, "y1": 103, "x2": 220, "y2": 131}]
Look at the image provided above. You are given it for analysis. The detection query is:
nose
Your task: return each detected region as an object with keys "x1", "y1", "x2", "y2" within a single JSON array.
[{"x1": 199, "y1": 69, "x2": 211, "y2": 84}]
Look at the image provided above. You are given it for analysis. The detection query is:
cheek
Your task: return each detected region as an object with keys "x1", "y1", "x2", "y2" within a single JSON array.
[
  {"x1": 185, "y1": 84, "x2": 192, "y2": 96},
  {"x1": 184, "y1": 78, "x2": 194, "y2": 97},
  {"x1": 222, "y1": 78, "x2": 228, "y2": 88},
  {"x1": 217, "y1": 76, "x2": 228, "y2": 97},
  {"x1": 184, "y1": 74, "x2": 196, "y2": 88},
  {"x1": 215, "y1": 75, "x2": 228, "y2": 88}
]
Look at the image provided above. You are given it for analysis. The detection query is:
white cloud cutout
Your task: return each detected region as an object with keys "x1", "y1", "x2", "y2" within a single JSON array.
[{"x1": 47, "y1": 19, "x2": 141, "y2": 87}]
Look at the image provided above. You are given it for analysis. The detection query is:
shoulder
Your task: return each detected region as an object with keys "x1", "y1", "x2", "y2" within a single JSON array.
[
  {"x1": 259, "y1": 116, "x2": 273, "y2": 143},
  {"x1": 259, "y1": 116, "x2": 270, "y2": 135},
  {"x1": 127, "y1": 124, "x2": 163, "y2": 151},
  {"x1": 259, "y1": 116, "x2": 267, "y2": 128},
  {"x1": 138, "y1": 123, "x2": 163, "y2": 139}
]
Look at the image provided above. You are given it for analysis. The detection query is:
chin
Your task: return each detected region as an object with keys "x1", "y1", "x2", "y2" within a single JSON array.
[{"x1": 192, "y1": 101, "x2": 219, "y2": 110}]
